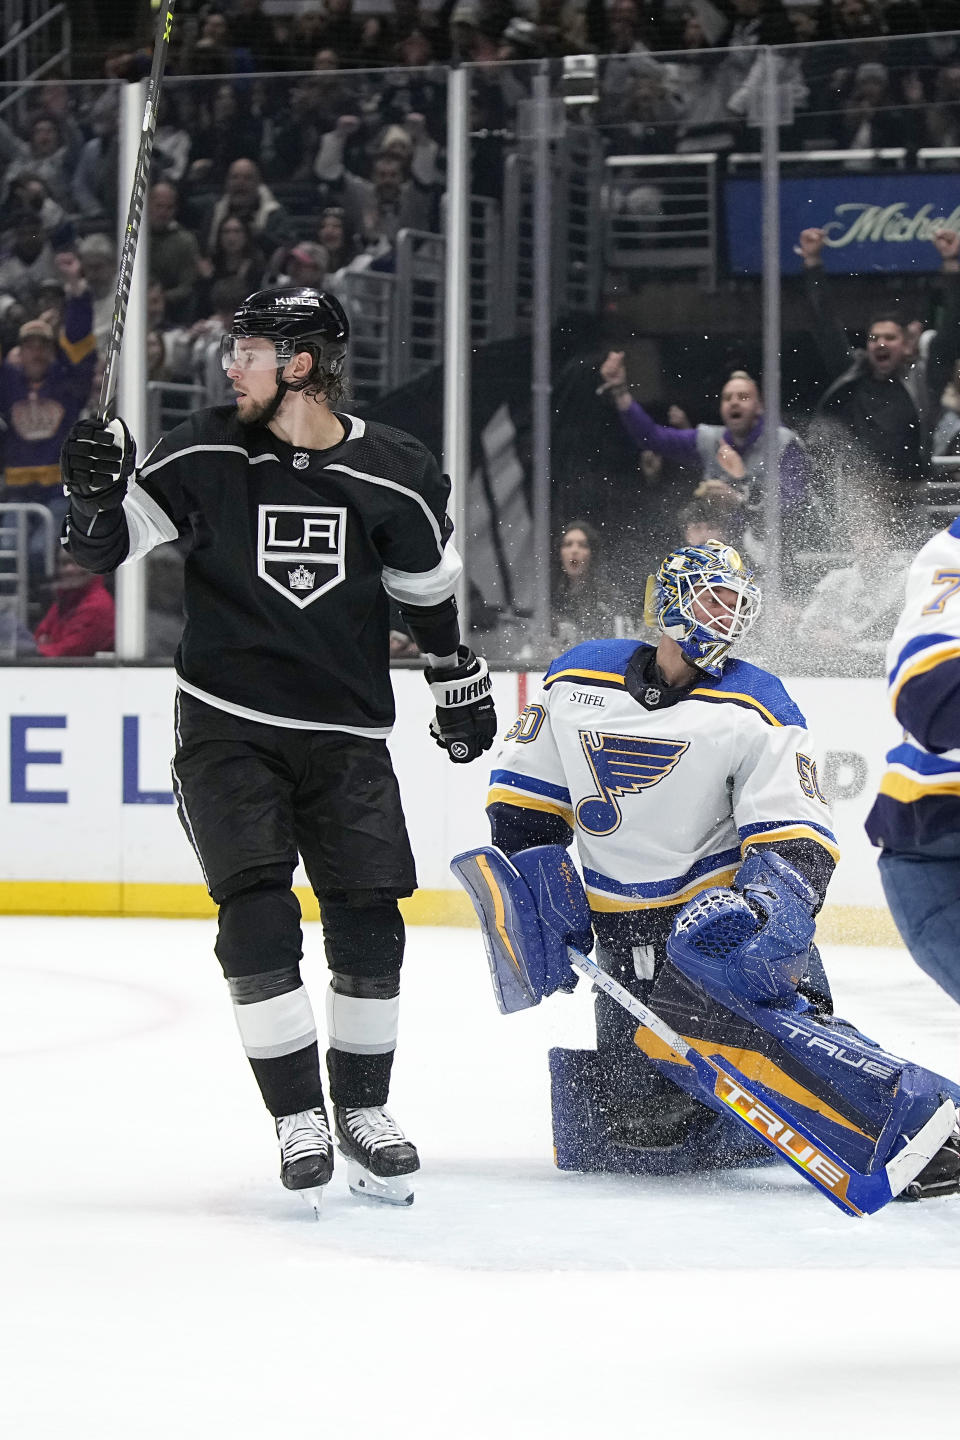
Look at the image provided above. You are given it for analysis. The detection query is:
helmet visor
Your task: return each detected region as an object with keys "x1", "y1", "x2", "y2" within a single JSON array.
[{"x1": 219, "y1": 334, "x2": 295, "y2": 373}]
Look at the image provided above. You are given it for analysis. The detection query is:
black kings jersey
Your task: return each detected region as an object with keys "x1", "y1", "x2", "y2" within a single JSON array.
[{"x1": 121, "y1": 407, "x2": 461, "y2": 733}]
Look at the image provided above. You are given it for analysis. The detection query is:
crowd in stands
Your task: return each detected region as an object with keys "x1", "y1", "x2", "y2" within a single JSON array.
[{"x1": 1, "y1": 0, "x2": 960, "y2": 663}]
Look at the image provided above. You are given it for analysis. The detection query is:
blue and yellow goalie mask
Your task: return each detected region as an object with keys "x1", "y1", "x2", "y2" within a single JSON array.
[{"x1": 645, "y1": 541, "x2": 761, "y2": 676}]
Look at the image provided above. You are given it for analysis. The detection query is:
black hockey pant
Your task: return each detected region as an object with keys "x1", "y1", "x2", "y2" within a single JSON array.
[{"x1": 172, "y1": 691, "x2": 417, "y2": 1116}]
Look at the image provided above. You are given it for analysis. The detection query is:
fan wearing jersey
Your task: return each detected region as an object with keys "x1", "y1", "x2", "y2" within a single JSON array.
[
  {"x1": 488, "y1": 542, "x2": 843, "y2": 1161},
  {"x1": 59, "y1": 287, "x2": 497, "y2": 1210}
]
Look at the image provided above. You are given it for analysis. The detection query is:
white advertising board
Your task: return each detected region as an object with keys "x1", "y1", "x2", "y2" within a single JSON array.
[{"x1": 0, "y1": 668, "x2": 901, "y2": 936}]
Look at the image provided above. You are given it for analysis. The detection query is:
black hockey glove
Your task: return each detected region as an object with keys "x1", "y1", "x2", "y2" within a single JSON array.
[
  {"x1": 425, "y1": 647, "x2": 497, "y2": 764},
  {"x1": 61, "y1": 416, "x2": 136, "y2": 519}
]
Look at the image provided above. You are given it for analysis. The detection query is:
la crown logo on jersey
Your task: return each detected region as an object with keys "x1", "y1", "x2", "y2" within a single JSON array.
[{"x1": 258, "y1": 504, "x2": 347, "y2": 608}]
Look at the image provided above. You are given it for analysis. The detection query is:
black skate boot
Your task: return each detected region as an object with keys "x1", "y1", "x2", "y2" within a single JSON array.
[
  {"x1": 334, "y1": 1105, "x2": 420, "y2": 1206},
  {"x1": 901, "y1": 1127, "x2": 960, "y2": 1200},
  {"x1": 276, "y1": 1106, "x2": 334, "y2": 1215}
]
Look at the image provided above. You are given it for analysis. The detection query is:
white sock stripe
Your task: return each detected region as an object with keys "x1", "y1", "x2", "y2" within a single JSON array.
[
  {"x1": 325, "y1": 989, "x2": 399, "y2": 1055},
  {"x1": 233, "y1": 986, "x2": 317, "y2": 1058}
]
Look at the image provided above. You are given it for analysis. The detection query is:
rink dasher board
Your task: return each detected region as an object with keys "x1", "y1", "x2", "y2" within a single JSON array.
[{"x1": 0, "y1": 666, "x2": 901, "y2": 940}]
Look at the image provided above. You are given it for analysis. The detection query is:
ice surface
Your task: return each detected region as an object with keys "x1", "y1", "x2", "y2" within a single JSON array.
[{"x1": 1, "y1": 917, "x2": 958, "y2": 1438}]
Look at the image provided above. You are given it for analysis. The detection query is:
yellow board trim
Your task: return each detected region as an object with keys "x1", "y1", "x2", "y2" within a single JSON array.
[
  {"x1": 543, "y1": 668, "x2": 626, "y2": 688},
  {"x1": 690, "y1": 687, "x2": 782, "y2": 727},
  {"x1": 485, "y1": 786, "x2": 574, "y2": 822},
  {"x1": 891, "y1": 642, "x2": 960, "y2": 708},
  {"x1": 741, "y1": 827, "x2": 841, "y2": 864},
  {"x1": 587, "y1": 866, "x2": 740, "y2": 912},
  {"x1": 632, "y1": 1030, "x2": 872, "y2": 1138},
  {"x1": 0, "y1": 884, "x2": 907, "y2": 946},
  {"x1": 0, "y1": 881, "x2": 472, "y2": 927}
]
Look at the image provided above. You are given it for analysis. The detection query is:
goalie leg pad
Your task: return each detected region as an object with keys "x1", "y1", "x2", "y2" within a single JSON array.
[
  {"x1": 548, "y1": 1047, "x2": 774, "y2": 1175},
  {"x1": 451, "y1": 845, "x2": 591, "y2": 1014},
  {"x1": 647, "y1": 955, "x2": 960, "y2": 1176}
]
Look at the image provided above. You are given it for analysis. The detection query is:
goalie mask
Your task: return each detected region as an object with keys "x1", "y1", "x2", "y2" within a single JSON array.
[
  {"x1": 220, "y1": 286, "x2": 349, "y2": 425},
  {"x1": 646, "y1": 541, "x2": 761, "y2": 676}
]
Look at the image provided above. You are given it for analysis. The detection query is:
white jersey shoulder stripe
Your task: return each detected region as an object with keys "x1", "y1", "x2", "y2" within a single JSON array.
[
  {"x1": 381, "y1": 544, "x2": 462, "y2": 606},
  {"x1": 121, "y1": 479, "x2": 180, "y2": 564},
  {"x1": 140, "y1": 443, "x2": 280, "y2": 478},
  {"x1": 324, "y1": 462, "x2": 443, "y2": 551},
  {"x1": 339, "y1": 413, "x2": 366, "y2": 440},
  {"x1": 176, "y1": 677, "x2": 393, "y2": 738}
]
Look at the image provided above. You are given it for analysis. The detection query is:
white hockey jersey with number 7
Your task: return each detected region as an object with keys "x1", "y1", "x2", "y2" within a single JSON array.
[{"x1": 486, "y1": 639, "x2": 839, "y2": 912}]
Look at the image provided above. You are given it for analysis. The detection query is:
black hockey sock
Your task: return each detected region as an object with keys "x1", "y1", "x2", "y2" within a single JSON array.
[
  {"x1": 326, "y1": 1046, "x2": 395, "y2": 1108},
  {"x1": 249, "y1": 1040, "x2": 327, "y2": 1118}
]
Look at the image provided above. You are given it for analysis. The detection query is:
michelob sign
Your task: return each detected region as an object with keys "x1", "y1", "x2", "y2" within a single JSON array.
[{"x1": 725, "y1": 174, "x2": 960, "y2": 275}]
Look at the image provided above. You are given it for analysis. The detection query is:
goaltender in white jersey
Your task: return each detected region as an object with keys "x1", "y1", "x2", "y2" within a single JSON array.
[
  {"x1": 484, "y1": 540, "x2": 841, "y2": 1162},
  {"x1": 488, "y1": 548, "x2": 839, "y2": 923},
  {"x1": 475, "y1": 541, "x2": 960, "y2": 1196}
]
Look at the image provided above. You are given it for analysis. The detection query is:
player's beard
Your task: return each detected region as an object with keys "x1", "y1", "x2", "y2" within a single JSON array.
[{"x1": 236, "y1": 389, "x2": 280, "y2": 426}]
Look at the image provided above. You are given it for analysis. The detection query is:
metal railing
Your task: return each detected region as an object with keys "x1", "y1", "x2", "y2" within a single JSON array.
[
  {"x1": 926, "y1": 456, "x2": 960, "y2": 521},
  {"x1": 341, "y1": 269, "x2": 397, "y2": 405},
  {"x1": 146, "y1": 381, "x2": 208, "y2": 448},
  {"x1": 727, "y1": 148, "x2": 909, "y2": 173},
  {"x1": 603, "y1": 153, "x2": 719, "y2": 289},
  {"x1": 502, "y1": 124, "x2": 605, "y2": 330},
  {"x1": 0, "y1": 1, "x2": 70, "y2": 114},
  {"x1": 393, "y1": 229, "x2": 445, "y2": 386},
  {"x1": 0, "y1": 501, "x2": 56, "y2": 624}
]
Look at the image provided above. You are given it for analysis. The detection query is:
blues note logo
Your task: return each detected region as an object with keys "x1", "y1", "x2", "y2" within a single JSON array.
[{"x1": 575, "y1": 731, "x2": 689, "y2": 835}]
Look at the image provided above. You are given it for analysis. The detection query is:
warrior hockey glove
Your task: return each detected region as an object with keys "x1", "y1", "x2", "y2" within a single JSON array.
[
  {"x1": 61, "y1": 416, "x2": 136, "y2": 518},
  {"x1": 425, "y1": 646, "x2": 497, "y2": 764}
]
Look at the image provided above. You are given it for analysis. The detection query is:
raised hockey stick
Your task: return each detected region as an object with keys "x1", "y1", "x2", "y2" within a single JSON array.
[
  {"x1": 98, "y1": 0, "x2": 177, "y2": 420},
  {"x1": 567, "y1": 946, "x2": 956, "y2": 1218}
]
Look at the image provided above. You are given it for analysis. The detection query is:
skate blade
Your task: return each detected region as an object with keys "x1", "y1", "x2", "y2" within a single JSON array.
[
  {"x1": 296, "y1": 1186, "x2": 325, "y2": 1219},
  {"x1": 345, "y1": 1157, "x2": 415, "y2": 1206}
]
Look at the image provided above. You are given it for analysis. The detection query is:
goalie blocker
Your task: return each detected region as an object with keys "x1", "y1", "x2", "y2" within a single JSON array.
[{"x1": 451, "y1": 844, "x2": 960, "y2": 1212}]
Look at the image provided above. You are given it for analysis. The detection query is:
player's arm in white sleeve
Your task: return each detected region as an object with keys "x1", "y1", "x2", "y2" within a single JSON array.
[
  {"x1": 374, "y1": 441, "x2": 464, "y2": 661},
  {"x1": 486, "y1": 688, "x2": 575, "y2": 857},
  {"x1": 730, "y1": 709, "x2": 840, "y2": 909},
  {"x1": 886, "y1": 529, "x2": 960, "y2": 754}
]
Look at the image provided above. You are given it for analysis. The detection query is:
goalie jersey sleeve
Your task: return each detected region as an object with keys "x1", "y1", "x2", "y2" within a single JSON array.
[
  {"x1": 487, "y1": 640, "x2": 839, "y2": 913},
  {"x1": 866, "y1": 517, "x2": 960, "y2": 852}
]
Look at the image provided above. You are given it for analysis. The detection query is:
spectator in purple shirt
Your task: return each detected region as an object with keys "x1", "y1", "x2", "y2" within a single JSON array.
[{"x1": 597, "y1": 351, "x2": 822, "y2": 568}]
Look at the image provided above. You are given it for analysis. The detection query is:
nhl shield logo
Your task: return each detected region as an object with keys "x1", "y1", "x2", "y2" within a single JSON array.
[
  {"x1": 292, "y1": 451, "x2": 309, "y2": 470},
  {"x1": 258, "y1": 504, "x2": 347, "y2": 609}
]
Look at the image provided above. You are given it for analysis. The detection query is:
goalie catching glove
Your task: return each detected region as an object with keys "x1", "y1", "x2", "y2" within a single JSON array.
[
  {"x1": 424, "y1": 646, "x2": 497, "y2": 763},
  {"x1": 61, "y1": 416, "x2": 136, "y2": 519}
]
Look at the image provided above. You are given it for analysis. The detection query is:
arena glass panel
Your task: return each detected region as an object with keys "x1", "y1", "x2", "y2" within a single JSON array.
[
  {"x1": 770, "y1": 30, "x2": 960, "y2": 681},
  {"x1": 0, "y1": 76, "x2": 122, "y2": 665}
]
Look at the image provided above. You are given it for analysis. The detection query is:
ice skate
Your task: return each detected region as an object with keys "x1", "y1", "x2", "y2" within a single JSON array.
[
  {"x1": 276, "y1": 1106, "x2": 334, "y2": 1216},
  {"x1": 334, "y1": 1105, "x2": 420, "y2": 1206},
  {"x1": 902, "y1": 1126, "x2": 960, "y2": 1200}
]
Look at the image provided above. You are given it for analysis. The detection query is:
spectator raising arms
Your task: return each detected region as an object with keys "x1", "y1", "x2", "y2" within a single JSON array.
[
  {"x1": 598, "y1": 350, "x2": 819, "y2": 566},
  {"x1": 798, "y1": 224, "x2": 960, "y2": 539}
]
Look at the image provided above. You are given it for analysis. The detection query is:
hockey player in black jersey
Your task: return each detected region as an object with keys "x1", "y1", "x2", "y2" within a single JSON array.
[{"x1": 59, "y1": 287, "x2": 497, "y2": 1210}]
